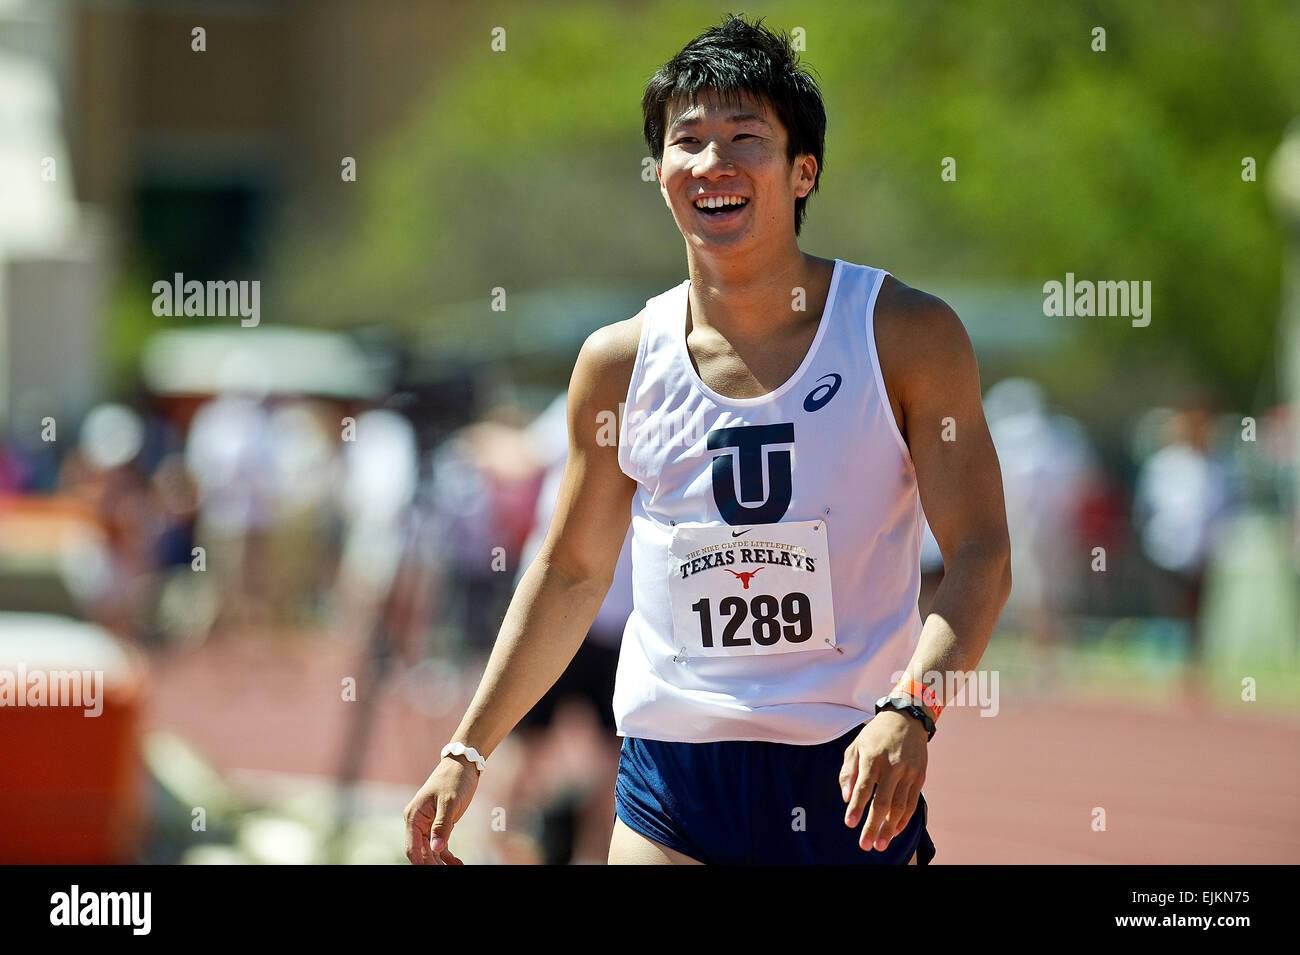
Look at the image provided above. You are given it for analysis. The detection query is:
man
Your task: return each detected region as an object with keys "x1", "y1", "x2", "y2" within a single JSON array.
[{"x1": 404, "y1": 14, "x2": 1011, "y2": 865}]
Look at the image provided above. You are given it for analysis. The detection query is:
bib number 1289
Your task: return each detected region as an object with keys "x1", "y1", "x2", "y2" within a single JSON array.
[{"x1": 690, "y1": 591, "x2": 812, "y2": 648}]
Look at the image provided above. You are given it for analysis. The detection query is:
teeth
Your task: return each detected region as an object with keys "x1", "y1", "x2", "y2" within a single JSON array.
[{"x1": 695, "y1": 196, "x2": 747, "y2": 209}]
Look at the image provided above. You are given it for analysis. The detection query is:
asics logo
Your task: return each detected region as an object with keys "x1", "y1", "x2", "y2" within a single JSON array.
[{"x1": 803, "y1": 373, "x2": 842, "y2": 412}]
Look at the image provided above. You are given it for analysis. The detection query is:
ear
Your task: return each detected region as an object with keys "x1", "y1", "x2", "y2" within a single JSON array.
[
  {"x1": 658, "y1": 163, "x2": 671, "y2": 206},
  {"x1": 793, "y1": 153, "x2": 818, "y2": 199}
]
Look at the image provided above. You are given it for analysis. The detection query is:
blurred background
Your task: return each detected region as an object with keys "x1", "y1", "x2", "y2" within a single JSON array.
[{"x1": 1, "y1": 0, "x2": 1298, "y2": 864}]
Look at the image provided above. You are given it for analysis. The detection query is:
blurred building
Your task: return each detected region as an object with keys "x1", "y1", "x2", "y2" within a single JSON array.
[
  {"x1": 69, "y1": 0, "x2": 469, "y2": 269},
  {"x1": 0, "y1": 0, "x2": 109, "y2": 439},
  {"x1": 3, "y1": 0, "x2": 474, "y2": 438}
]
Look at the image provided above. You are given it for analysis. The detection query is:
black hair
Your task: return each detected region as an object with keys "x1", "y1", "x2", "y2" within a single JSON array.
[{"x1": 642, "y1": 13, "x2": 826, "y2": 235}]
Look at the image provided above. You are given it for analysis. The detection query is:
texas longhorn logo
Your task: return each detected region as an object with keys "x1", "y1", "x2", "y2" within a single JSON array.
[{"x1": 726, "y1": 568, "x2": 763, "y2": 589}]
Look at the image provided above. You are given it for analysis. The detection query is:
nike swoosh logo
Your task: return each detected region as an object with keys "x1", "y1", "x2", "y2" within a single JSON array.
[{"x1": 732, "y1": 528, "x2": 751, "y2": 537}]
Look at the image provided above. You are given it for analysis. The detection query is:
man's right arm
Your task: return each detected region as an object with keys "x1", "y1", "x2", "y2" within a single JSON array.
[
  {"x1": 404, "y1": 314, "x2": 641, "y2": 864},
  {"x1": 443, "y1": 315, "x2": 641, "y2": 760}
]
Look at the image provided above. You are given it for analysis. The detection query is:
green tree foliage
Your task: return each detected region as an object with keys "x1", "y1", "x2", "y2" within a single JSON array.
[{"x1": 275, "y1": 0, "x2": 1300, "y2": 406}]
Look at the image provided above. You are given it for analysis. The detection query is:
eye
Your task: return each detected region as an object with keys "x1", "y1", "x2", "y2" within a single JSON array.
[
  {"x1": 674, "y1": 137, "x2": 698, "y2": 145},
  {"x1": 734, "y1": 134, "x2": 757, "y2": 140}
]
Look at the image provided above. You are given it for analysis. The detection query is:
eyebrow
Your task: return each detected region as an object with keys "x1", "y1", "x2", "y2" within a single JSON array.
[{"x1": 668, "y1": 111, "x2": 771, "y2": 133}]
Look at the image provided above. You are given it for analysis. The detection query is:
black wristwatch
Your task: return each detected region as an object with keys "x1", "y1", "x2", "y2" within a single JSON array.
[{"x1": 874, "y1": 695, "x2": 936, "y2": 741}]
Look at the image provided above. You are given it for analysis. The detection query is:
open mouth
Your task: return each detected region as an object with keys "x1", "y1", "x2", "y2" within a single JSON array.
[{"x1": 693, "y1": 196, "x2": 750, "y2": 216}]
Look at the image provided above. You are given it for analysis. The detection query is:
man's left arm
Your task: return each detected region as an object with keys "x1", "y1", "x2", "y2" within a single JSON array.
[{"x1": 840, "y1": 287, "x2": 1012, "y2": 852}]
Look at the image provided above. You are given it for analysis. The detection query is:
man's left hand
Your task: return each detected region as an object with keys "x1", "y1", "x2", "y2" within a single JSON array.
[{"x1": 839, "y1": 712, "x2": 928, "y2": 852}]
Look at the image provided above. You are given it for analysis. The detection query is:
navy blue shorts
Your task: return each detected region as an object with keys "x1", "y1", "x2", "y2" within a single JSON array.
[{"x1": 614, "y1": 722, "x2": 936, "y2": 865}]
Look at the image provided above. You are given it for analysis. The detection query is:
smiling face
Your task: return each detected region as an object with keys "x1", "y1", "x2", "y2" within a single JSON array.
[{"x1": 657, "y1": 88, "x2": 818, "y2": 256}]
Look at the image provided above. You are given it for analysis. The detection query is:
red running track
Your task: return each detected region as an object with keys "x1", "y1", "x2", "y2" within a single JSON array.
[{"x1": 145, "y1": 634, "x2": 1300, "y2": 864}]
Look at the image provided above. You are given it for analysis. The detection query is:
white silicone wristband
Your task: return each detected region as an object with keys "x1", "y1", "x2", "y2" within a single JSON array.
[{"x1": 441, "y1": 742, "x2": 487, "y2": 773}]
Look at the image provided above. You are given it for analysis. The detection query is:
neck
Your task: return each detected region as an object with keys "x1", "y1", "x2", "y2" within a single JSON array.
[{"x1": 685, "y1": 242, "x2": 825, "y2": 340}]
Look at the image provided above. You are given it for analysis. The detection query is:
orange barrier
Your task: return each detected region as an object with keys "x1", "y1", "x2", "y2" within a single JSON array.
[{"x1": 0, "y1": 616, "x2": 148, "y2": 864}]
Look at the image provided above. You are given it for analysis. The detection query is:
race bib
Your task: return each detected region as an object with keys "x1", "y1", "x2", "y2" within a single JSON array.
[{"x1": 668, "y1": 519, "x2": 836, "y2": 657}]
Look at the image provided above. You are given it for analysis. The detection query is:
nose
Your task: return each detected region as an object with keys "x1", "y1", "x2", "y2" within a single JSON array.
[{"x1": 693, "y1": 139, "x2": 736, "y2": 178}]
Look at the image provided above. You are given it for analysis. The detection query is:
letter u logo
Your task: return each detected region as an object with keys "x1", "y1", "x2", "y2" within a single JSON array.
[{"x1": 707, "y1": 423, "x2": 794, "y2": 524}]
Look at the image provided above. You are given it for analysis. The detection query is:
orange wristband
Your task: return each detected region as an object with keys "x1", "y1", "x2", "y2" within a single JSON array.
[{"x1": 891, "y1": 679, "x2": 943, "y2": 718}]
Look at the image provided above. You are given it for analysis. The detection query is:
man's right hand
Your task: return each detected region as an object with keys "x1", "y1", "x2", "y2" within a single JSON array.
[{"x1": 404, "y1": 756, "x2": 480, "y2": 865}]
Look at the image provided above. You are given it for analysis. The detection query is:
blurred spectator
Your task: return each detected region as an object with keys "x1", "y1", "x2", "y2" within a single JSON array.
[
  {"x1": 6, "y1": 391, "x2": 63, "y2": 492},
  {"x1": 428, "y1": 413, "x2": 543, "y2": 659},
  {"x1": 1132, "y1": 408, "x2": 1239, "y2": 660},
  {"x1": 0, "y1": 438, "x2": 30, "y2": 492},
  {"x1": 977, "y1": 379, "x2": 1097, "y2": 646},
  {"x1": 1072, "y1": 467, "x2": 1134, "y2": 616},
  {"x1": 56, "y1": 403, "x2": 155, "y2": 639},
  {"x1": 184, "y1": 392, "x2": 278, "y2": 637},
  {"x1": 264, "y1": 399, "x2": 340, "y2": 626},
  {"x1": 148, "y1": 453, "x2": 199, "y2": 570},
  {"x1": 333, "y1": 407, "x2": 423, "y2": 653}
]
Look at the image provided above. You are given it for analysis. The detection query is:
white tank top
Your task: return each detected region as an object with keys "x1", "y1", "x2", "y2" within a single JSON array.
[{"x1": 613, "y1": 259, "x2": 924, "y2": 744}]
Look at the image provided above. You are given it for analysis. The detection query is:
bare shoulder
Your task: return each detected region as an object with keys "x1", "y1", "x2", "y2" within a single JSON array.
[
  {"x1": 874, "y1": 275, "x2": 978, "y2": 405},
  {"x1": 579, "y1": 312, "x2": 643, "y2": 373},
  {"x1": 573, "y1": 312, "x2": 643, "y2": 397},
  {"x1": 568, "y1": 311, "x2": 645, "y2": 448}
]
